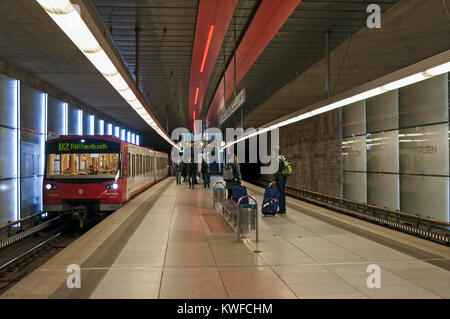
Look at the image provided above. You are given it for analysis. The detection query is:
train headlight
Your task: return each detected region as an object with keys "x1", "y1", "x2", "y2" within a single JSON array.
[
  {"x1": 45, "y1": 184, "x2": 52, "y2": 190},
  {"x1": 106, "y1": 183, "x2": 119, "y2": 190}
]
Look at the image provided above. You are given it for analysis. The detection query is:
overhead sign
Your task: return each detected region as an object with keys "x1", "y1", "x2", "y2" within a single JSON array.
[{"x1": 219, "y1": 88, "x2": 246, "y2": 125}]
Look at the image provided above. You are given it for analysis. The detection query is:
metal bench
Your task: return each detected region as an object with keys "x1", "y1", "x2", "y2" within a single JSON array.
[{"x1": 212, "y1": 182, "x2": 259, "y2": 242}]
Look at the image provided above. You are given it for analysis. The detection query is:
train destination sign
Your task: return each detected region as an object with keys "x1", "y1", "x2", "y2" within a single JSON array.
[
  {"x1": 58, "y1": 143, "x2": 108, "y2": 151},
  {"x1": 47, "y1": 139, "x2": 121, "y2": 153}
]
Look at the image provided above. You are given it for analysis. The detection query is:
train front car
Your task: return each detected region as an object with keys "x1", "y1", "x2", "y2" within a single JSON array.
[{"x1": 43, "y1": 136, "x2": 125, "y2": 228}]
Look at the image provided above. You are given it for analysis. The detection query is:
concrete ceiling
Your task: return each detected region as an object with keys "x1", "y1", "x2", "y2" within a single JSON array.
[
  {"x1": 0, "y1": 0, "x2": 153, "y2": 134},
  {"x1": 231, "y1": 0, "x2": 450, "y2": 129},
  {"x1": 0, "y1": 0, "x2": 447, "y2": 142},
  {"x1": 93, "y1": 0, "x2": 199, "y2": 131},
  {"x1": 92, "y1": 0, "x2": 262, "y2": 131},
  {"x1": 220, "y1": 0, "x2": 402, "y2": 128}
]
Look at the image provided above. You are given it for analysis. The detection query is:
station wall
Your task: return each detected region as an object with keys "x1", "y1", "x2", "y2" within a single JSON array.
[
  {"x1": 0, "y1": 72, "x2": 141, "y2": 225},
  {"x1": 268, "y1": 74, "x2": 449, "y2": 222}
]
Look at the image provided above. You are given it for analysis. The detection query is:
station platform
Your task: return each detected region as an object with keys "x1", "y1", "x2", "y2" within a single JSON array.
[{"x1": 1, "y1": 177, "x2": 449, "y2": 299}]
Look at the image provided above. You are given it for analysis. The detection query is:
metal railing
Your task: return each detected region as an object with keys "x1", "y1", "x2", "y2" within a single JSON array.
[
  {"x1": 0, "y1": 212, "x2": 54, "y2": 249},
  {"x1": 250, "y1": 180, "x2": 450, "y2": 246}
]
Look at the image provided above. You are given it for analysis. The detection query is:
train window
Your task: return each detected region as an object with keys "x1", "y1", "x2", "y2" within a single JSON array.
[
  {"x1": 46, "y1": 153, "x2": 120, "y2": 178},
  {"x1": 127, "y1": 153, "x2": 130, "y2": 177},
  {"x1": 132, "y1": 155, "x2": 135, "y2": 177},
  {"x1": 139, "y1": 155, "x2": 142, "y2": 175}
]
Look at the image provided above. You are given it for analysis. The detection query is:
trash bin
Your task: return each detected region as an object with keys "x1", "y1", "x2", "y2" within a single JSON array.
[
  {"x1": 213, "y1": 182, "x2": 226, "y2": 208},
  {"x1": 237, "y1": 196, "x2": 257, "y2": 234}
]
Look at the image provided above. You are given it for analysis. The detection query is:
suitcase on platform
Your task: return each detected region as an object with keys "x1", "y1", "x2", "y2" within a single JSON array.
[
  {"x1": 232, "y1": 184, "x2": 249, "y2": 205},
  {"x1": 262, "y1": 185, "x2": 280, "y2": 216}
]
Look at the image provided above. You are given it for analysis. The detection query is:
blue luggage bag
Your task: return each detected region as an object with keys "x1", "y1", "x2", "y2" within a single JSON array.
[
  {"x1": 232, "y1": 184, "x2": 249, "y2": 205},
  {"x1": 262, "y1": 185, "x2": 280, "y2": 216}
]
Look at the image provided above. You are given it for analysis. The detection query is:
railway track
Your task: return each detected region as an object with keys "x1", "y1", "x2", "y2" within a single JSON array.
[{"x1": 0, "y1": 219, "x2": 89, "y2": 295}]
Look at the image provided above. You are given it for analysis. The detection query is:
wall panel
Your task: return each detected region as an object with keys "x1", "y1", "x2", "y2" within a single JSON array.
[
  {"x1": 68, "y1": 104, "x2": 81, "y2": 135},
  {"x1": 342, "y1": 100, "x2": 366, "y2": 137},
  {"x1": 367, "y1": 130, "x2": 399, "y2": 173},
  {"x1": 343, "y1": 171, "x2": 367, "y2": 203},
  {"x1": 20, "y1": 83, "x2": 45, "y2": 217},
  {"x1": 367, "y1": 173, "x2": 400, "y2": 210},
  {"x1": 366, "y1": 89, "x2": 398, "y2": 133},
  {"x1": 399, "y1": 123, "x2": 449, "y2": 176},
  {"x1": 400, "y1": 175, "x2": 449, "y2": 222},
  {"x1": 399, "y1": 74, "x2": 448, "y2": 128},
  {"x1": 47, "y1": 95, "x2": 65, "y2": 137},
  {"x1": 0, "y1": 74, "x2": 17, "y2": 128}
]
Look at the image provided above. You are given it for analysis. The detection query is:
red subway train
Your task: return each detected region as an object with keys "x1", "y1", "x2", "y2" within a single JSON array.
[{"x1": 43, "y1": 135, "x2": 169, "y2": 227}]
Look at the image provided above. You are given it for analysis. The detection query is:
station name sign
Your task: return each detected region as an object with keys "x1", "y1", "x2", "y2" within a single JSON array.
[{"x1": 47, "y1": 139, "x2": 121, "y2": 153}]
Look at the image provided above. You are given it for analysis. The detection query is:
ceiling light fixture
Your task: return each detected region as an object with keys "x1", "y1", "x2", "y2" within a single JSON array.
[
  {"x1": 194, "y1": 87, "x2": 199, "y2": 105},
  {"x1": 36, "y1": 0, "x2": 179, "y2": 149},
  {"x1": 200, "y1": 25, "x2": 215, "y2": 73}
]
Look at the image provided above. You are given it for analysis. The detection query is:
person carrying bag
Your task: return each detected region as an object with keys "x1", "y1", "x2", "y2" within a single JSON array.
[{"x1": 223, "y1": 155, "x2": 241, "y2": 199}]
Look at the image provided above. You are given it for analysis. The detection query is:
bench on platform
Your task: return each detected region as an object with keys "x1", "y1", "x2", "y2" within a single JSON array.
[{"x1": 212, "y1": 182, "x2": 259, "y2": 242}]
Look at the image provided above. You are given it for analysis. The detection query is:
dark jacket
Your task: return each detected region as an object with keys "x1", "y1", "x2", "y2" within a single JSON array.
[
  {"x1": 274, "y1": 155, "x2": 286, "y2": 183},
  {"x1": 182, "y1": 162, "x2": 187, "y2": 176},
  {"x1": 225, "y1": 162, "x2": 241, "y2": 189},
  {"x1": 201, "y1": 161, "x2": 209, "y2": 174},
  {"x1": 187, "y1": 162, "x2": 197, "y2": 175}
]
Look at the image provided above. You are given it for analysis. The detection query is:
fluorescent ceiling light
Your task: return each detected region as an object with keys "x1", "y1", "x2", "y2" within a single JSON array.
[
  {"x1": 36, "y1": 0, "x2": 179, "y2": 149},
  {"x1": 222, "y1": 55, "x2": 450, "y2": 149},
  {"x1": 118, "y1": 88, "x2": 138, "y2": 102}
]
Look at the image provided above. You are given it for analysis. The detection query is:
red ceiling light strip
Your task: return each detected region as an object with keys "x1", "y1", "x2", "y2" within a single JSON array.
[
  {"x1": 194, "y1": 87, "x2": 200, "y2": 105},
  {"x1": 21, "y1": 127, "x2": 43, "y2": 134},
  {"x1": 188, "y1": 0, "x2": 238, "y2": 129},
  {"x1": 200, "y1": 25, "x2": 215, "y2": 73},
  {"x1": 206, "y1": 0, "x2": 302, "y2": 126},
  {"x1": 193, "y1": 110, "x2": 196, "y2": 119}
]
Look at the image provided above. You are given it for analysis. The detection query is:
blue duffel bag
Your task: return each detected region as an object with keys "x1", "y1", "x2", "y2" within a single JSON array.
[
  {"x1": 262, "y1": 185, "x2": 280, "y2": 216},
  {"x1": 232, "y1": 184, "x2": 249, "y2": 205}
]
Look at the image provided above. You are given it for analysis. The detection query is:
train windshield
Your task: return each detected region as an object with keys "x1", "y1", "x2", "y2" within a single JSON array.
[{"x1": 46, "y1": 153, "x2": 120, "y2": 179}]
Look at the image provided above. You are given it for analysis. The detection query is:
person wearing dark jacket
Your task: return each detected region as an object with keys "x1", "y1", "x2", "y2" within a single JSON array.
[
  {"x1": 224, "y1": 155, "x2": 241, "y2": 199},
  {"x1": 201, "y1": 159, "x2": 210, "y2": 188},
  {"x1": 187, "y1": 159, "x2": 197, "y2": 189},
  {"x1": 175, "y1": 161, "x2": 182, "y2": 184},
  {"x1": 181, "y1": 160, "x2": 187, "y2": 183},
  {"x1": 273, "y1": 147, "x2": 287, "y2": 214}
]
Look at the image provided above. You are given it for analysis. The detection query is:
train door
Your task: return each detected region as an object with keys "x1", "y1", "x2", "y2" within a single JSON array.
[{"x1": 126, "y1": 152, "x2": 132, "y2": 197}]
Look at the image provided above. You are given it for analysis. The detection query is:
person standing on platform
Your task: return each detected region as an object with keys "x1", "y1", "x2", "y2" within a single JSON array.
[
  {"x1": 201, "y1": 159, "x2": 210, "y2": 188},
  {"x1": 182, "y1": 160, "x2": 187, "y2": 183},
  {"x1": 175, "y1": 160, "x2": 182, "y2": 184},
  {"x1": 188, "y1": 158, "x2": 197, "y2": 189},
  {"x1": 273, "y1": 146, "x2": 292, "y2": 214},
  {"x1": 224, "y1": 154, "x2": 241, "y2": 199}
]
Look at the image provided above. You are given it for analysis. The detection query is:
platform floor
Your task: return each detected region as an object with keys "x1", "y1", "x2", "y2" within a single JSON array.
[{"x1": 1, "y1": 177, "x2": 450, "y2": 299}]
